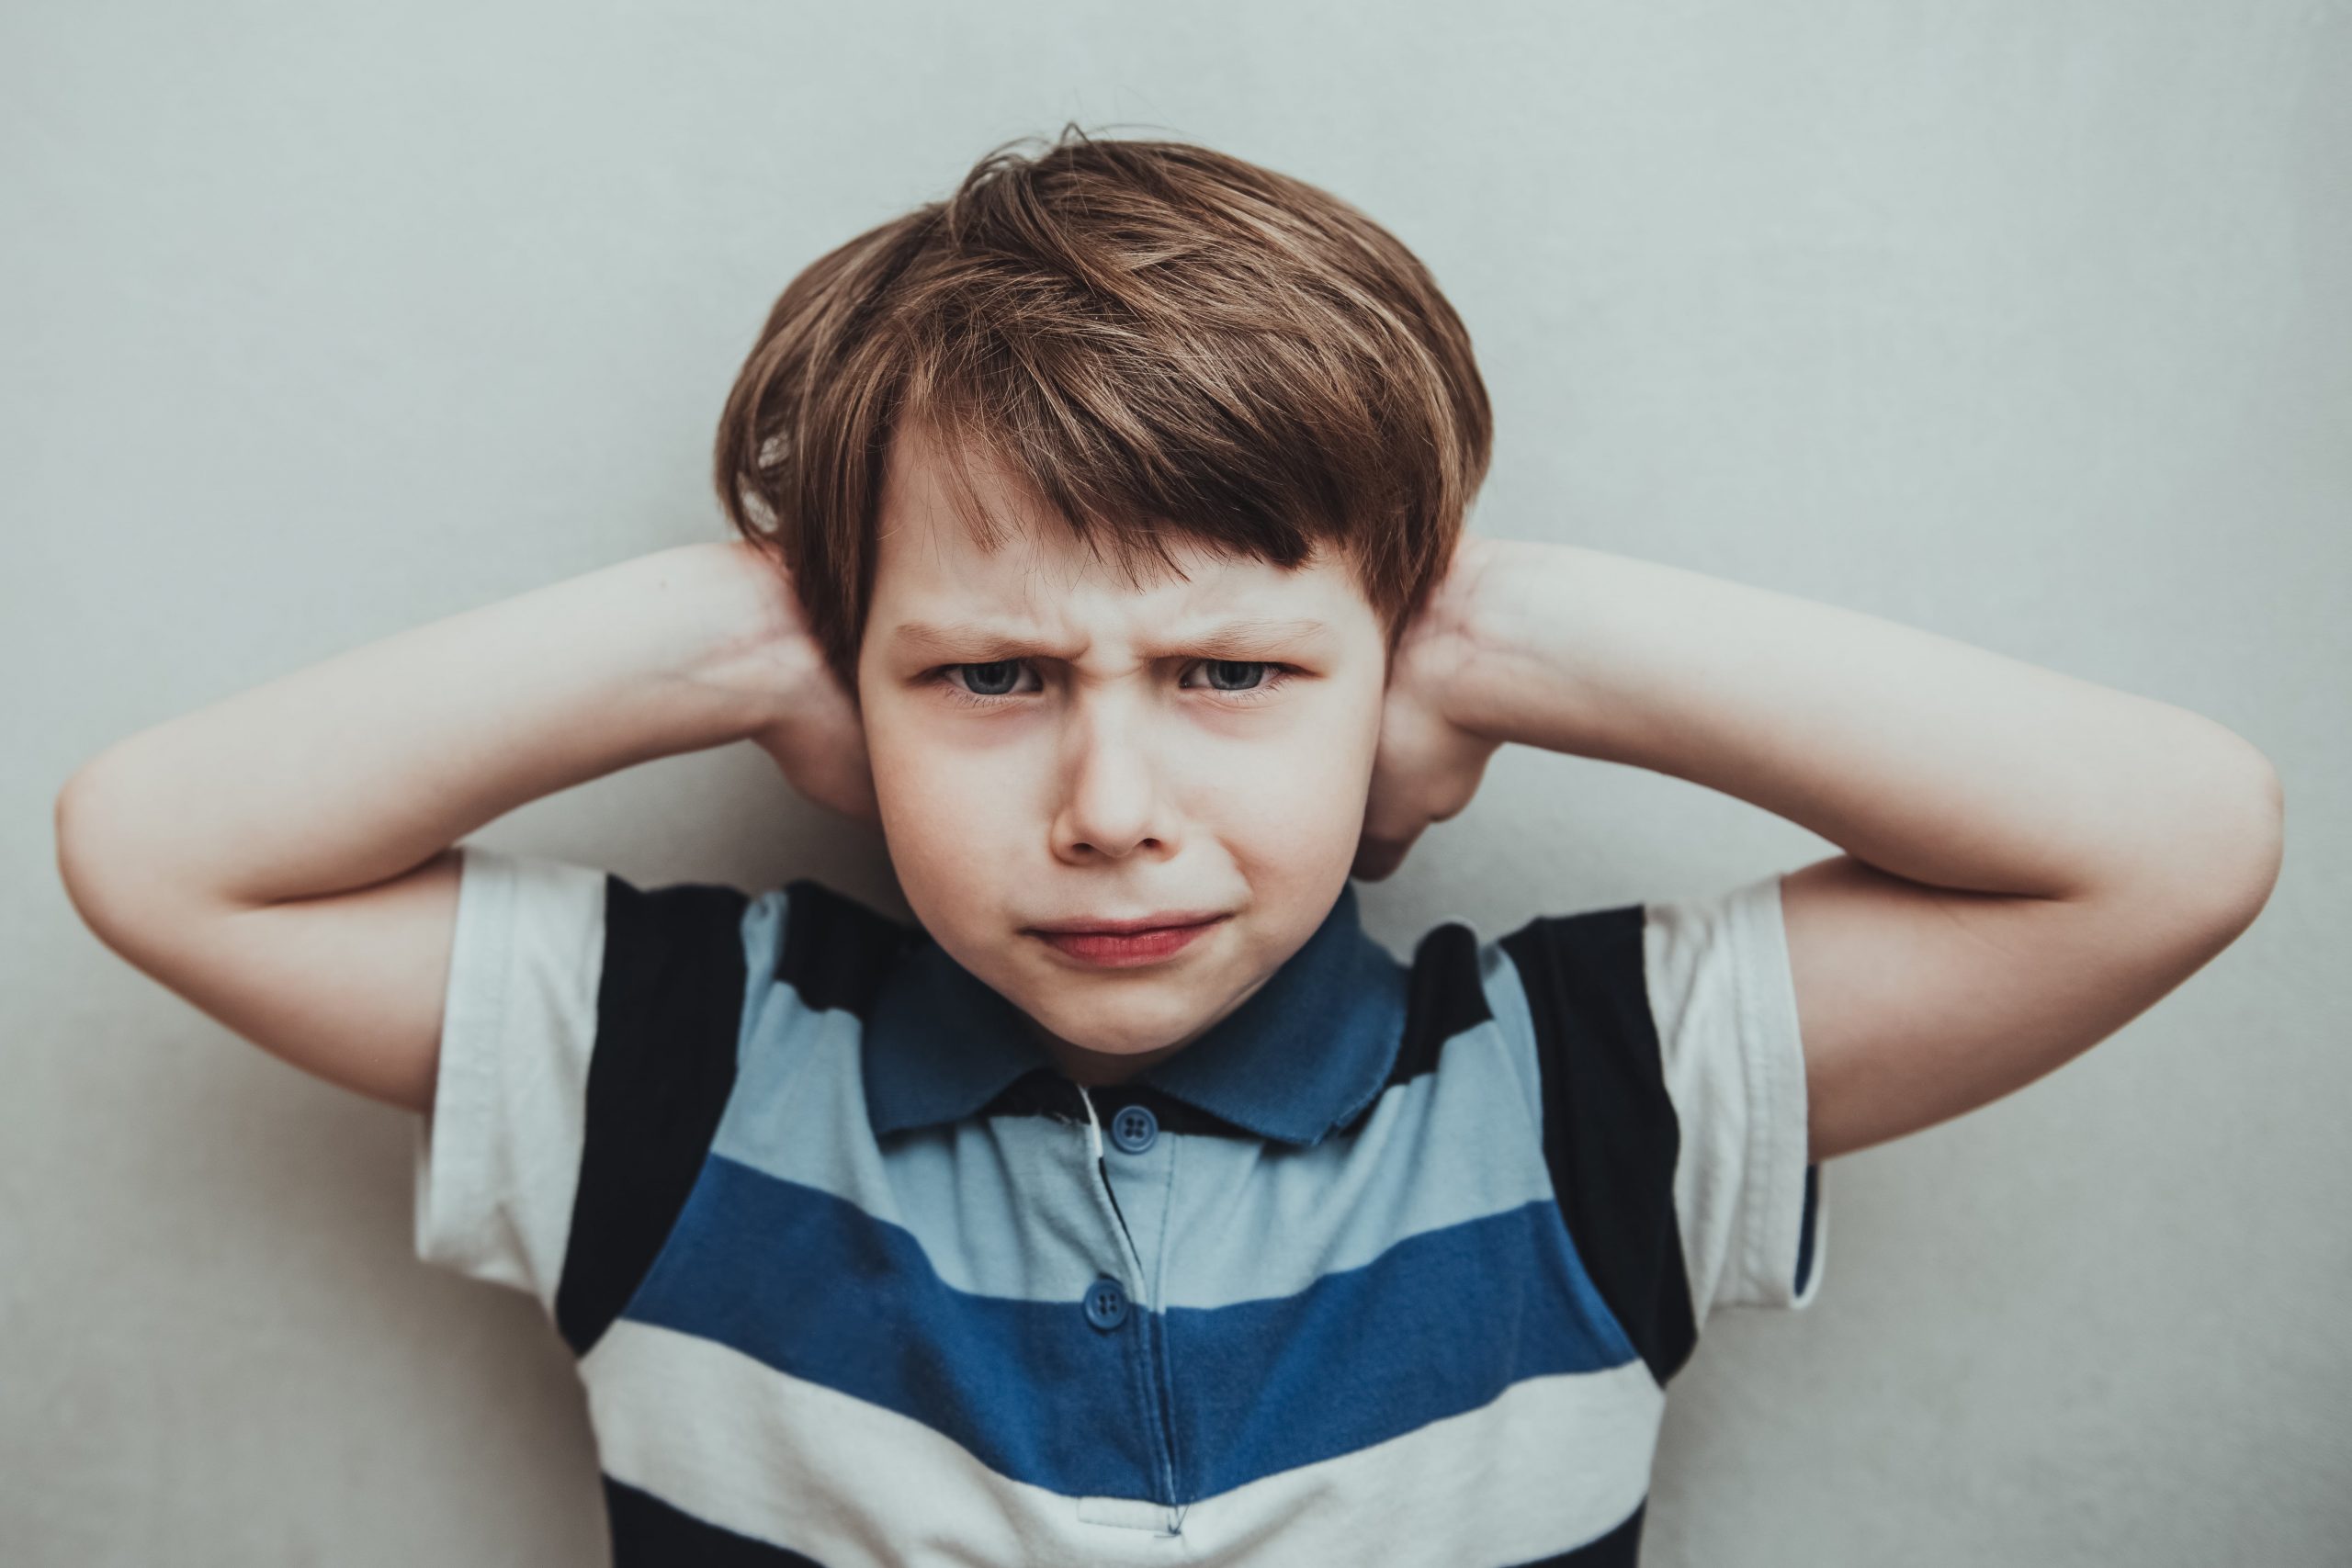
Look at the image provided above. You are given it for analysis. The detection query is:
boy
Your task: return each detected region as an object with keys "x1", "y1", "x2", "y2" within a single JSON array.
[{"x1": 54, "y1": 129, "x2": 2282, "y2": 1566}]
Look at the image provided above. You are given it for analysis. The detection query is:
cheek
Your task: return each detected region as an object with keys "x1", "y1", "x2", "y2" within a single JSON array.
[
  {"x1": 1207, "y1": 705, "x2": 1381, "y2": 856},
  {"x1": 862, "y1": 714, "x2": 1001, "y2": 896}
]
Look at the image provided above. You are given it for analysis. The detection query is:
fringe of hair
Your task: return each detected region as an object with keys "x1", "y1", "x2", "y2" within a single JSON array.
[{"x1": 713, "y1": 123, "x2": 1494, "y2": 699}]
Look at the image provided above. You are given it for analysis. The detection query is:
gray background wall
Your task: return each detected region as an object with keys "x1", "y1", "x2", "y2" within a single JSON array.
[{"x1": 6, "y1": 2, "x2": 2346, "y2": 1562}]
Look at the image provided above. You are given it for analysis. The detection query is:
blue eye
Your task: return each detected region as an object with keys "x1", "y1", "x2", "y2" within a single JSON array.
[
  {"x1": 1195, "y1": 660, "x2": 1270, "y2": 694},
  {"x1": 931, "y1": 659, "x2": 1299, "y2": 709},
  {"x1": 956, "y1": 660, "x2": 1026, "y2": 698}
]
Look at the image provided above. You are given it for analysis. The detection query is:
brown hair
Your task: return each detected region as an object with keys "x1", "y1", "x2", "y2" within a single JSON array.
[{"x1": 712, "y1": 124, "x2": 1493, "y2": 701}]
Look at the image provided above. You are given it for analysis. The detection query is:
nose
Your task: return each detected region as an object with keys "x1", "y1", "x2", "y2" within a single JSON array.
[{"x1": 1050, "y1": 696, "x2": 1178, "y2": 863}]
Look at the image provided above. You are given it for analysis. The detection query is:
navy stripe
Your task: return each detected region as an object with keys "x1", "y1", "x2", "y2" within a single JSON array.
[
  {"x1": 622, "y1": 1154, "x2": 1639, "y2": 1502},
  {"x1": 604, "y1": 1472, "x2": 1641, "y2": 1568},
  {"x1": 1498, "y1": 905, "x2": 1700, "y2": 1387},
  {"x1": 603, "y1": 1473, "x2": 828, "y2": 1565},
  {"x1": 555, "y1": 873, "x2": 753, "y2": 1358},
  {"x1": 1502, "y1": 1496, "x2": 1645, "y2": 1565},
  {"x1": 1797, "y1": 1161, "x2": 1820, "y2": 1292},
  {"x1": 772, "y1": 876, "x2": 913, "y2": 1011},
  {"x1": 1361, "y1": 919, "x2": 1496, "y2": 1108}
]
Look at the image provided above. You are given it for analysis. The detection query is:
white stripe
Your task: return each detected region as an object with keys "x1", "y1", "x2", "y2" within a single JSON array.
[
  {"x1": 413, "y1": 846, "x2": 606, "y2": 1316},
  {"x1": 1644, "y1": 869, "x2": 1827, "y2": 1316},
  {"x1": 582, "y1": 1317, "x2": 1662, "y2": 1566},
  {"x1": 1074, "y1": 1079, "x2": 1106, "y2": 1164}
]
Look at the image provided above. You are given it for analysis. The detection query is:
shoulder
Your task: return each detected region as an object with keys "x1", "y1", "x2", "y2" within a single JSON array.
[
  {"x1": 764, "y1": 876, "x2": 922, "y2": 1015},
  {"x1": 1452, "y1": 873, "x2": 1824, "y2": 1382},
  {"x1": 418, "y1": 849, "x2": 922, "y2": 1350},
  {"x1": 1472, "y1": 872, "x2": 1791, "y2": 1103}
]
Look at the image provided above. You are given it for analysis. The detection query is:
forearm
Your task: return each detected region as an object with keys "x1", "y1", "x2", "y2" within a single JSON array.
[
  {"x1": 61, "y1": 540, "x2": 790, "y2": 910},
  {"x1": 1443, "y1": 538, "x2": 2281, "y2": 902}
]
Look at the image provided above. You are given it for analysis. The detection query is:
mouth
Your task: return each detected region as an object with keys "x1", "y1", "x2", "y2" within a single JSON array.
[{"x1": 1026, "y1": 914, "x2": 1231, "y2": 968}]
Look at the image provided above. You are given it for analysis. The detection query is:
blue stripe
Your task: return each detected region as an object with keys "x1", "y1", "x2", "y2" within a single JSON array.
[
  {"x1": 1165, "y1": 1190, "x2": 1639, "y2": 1497},
  {"x1": 621, "y1": 1153, "x2": 1639, "y2": 1501}
]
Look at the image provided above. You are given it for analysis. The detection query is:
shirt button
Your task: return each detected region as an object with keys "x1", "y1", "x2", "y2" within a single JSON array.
[
  {"x1": 1082, "y1": 1278, "x2": 1130, "y2": 1332},
  {"x1": 1109, "y1": 1103, "x2": 1159, "y2": 1154}
]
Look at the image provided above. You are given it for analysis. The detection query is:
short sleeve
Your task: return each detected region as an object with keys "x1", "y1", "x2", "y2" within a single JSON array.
[
  {"x1": 1641, "y1": 871, "x2": 1826, "y2": 1319},
  {"x1": 1493, "y1": 869, "x2": 1826, "y2": 1385},
  {"x1": 411, "y1": 846, "x2": 605, "y2": 1312},
  {"x1": 411, "y1": 845, "x2": 757, "y2": 1354}
]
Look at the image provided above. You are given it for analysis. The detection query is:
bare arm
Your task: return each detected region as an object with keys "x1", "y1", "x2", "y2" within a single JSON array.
[
  {"x1": 1442, "y1": 538, "x2": 2283, "y2": 1162},
  {"x1": 53, "y1": 539, "x2": 826, "y2": 1111}
]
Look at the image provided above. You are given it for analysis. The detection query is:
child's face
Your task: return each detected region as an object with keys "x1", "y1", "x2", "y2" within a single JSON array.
[{"x1": 856, "y1": 423, "x2": 1389, "y2": 1087}]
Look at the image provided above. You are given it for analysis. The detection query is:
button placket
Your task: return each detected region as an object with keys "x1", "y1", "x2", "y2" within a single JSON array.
[{"x1": 1069, "y1": 1081, "x2": 1182, "y2": 1515}]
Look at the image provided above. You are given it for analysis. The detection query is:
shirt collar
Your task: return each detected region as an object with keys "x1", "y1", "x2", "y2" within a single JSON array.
[{"x1": 861, "y1": 881, "x2": 1408, "y2": 1147}]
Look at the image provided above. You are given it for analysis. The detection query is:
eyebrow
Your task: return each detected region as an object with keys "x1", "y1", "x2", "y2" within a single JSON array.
[{"x1": 888, "y1": 615, "x2": 1334, "y2": 662}]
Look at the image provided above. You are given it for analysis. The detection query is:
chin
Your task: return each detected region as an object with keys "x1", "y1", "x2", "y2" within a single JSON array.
[{"x1": 1021, "y1": 989, "x2": 1203, "y2": 1056}]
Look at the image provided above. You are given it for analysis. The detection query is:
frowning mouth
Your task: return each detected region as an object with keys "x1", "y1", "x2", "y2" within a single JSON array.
[{"x1": 1027, "y1": 915, "x2": 1229, "y2": 968}]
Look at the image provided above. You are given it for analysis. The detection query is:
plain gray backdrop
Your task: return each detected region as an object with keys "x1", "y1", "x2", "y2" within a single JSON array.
[{"x1": 6, "y1": 2, "x2": 2346, "y2": 1563}]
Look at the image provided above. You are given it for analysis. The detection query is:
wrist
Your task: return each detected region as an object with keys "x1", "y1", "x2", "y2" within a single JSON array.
[
  {"x1": 1439, "y1": 534, "x2": 1551, "y2": 745},
  {"x1": 662, "y1": 540, "x2": 832, "y2": 739}
]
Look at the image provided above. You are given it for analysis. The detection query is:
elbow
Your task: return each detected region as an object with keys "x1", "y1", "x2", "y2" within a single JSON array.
[
  {"x1": 55, "y1": 759, "x2": 145, "y2": 943},
  {"x1": 56, "y1": 766, "x2": 116, "y2": 937},
  {"x1": 2196, "y1": 744, "x2": 2285, "y2": 939},
  {"x1": 2236, "y1": 750, "x2": 2285, "y2": 916}
]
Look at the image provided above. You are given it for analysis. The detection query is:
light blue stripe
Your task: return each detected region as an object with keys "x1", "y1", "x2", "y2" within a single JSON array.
[{"x1": 711, "y1": 961, "x2": 1582, "y2": 1313}]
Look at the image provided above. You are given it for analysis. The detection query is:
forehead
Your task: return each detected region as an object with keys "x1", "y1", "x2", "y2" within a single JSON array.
[{"x1": 870, "y1": 422, "x2": 1369, "y2": 631}]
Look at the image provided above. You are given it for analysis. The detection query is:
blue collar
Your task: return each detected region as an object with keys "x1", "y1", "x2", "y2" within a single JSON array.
[{"x1": 861, "y1": 881, "x2": 1408, "y2": 1146}]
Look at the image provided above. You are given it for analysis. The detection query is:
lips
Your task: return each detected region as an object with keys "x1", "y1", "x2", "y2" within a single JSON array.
[
  {"x1": 1029, "y1": 914, "x2": 1229, "y2": 968},
  {"x1": 1027, "y1": 909, "x2": 1228, "y2": 936}
]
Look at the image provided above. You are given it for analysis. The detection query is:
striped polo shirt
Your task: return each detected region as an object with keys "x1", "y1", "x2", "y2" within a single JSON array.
[{"x1": 413, "y1": 844, "x2": 1826, "y2": 1566}]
